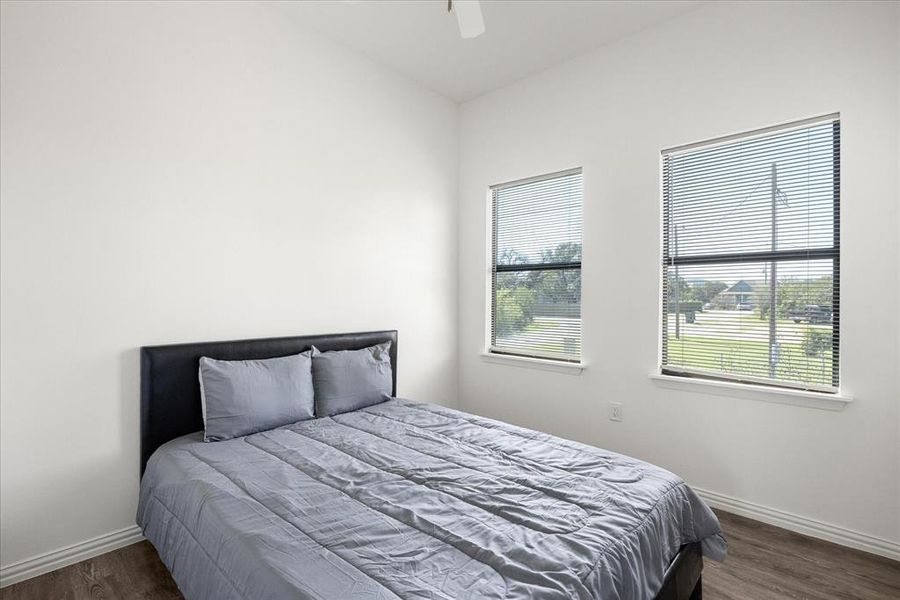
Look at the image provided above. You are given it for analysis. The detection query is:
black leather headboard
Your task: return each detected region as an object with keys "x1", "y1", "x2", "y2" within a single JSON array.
[{"x1": 140, "y1": 330, "x2": 397, "y2": 477}]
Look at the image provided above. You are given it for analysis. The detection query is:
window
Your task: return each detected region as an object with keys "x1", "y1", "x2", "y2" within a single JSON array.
[
  {"x1": 489, "y1": 168, "x2": 583, "y2": 363},
  {"x1": 661, "y1": 116, "x2": 840, "y2": 392}
]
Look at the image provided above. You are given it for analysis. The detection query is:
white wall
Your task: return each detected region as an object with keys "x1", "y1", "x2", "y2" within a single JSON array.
[
  {"x1": 894, "y1": 5, "x2": 900, "y2": 545},
  {"x1": 459, "y1": 0, "x2": 900, "y2": 550},
  {"x1": 0, "y1": 1, "x2": 458, "y2": 567}
]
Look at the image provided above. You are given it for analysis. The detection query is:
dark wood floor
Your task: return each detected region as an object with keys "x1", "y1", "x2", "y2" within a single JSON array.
[
  {"x1": 2, "y1": 510, "x2": 898, "y2": 599},
  {"x1": 704, "y1": 511, "x2": 899, "y2": 600}
]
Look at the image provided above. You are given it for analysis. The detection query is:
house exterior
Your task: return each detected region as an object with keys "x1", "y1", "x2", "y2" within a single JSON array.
[{"x1": 715, "y1": 280, "x2": 765, "y2": 308}]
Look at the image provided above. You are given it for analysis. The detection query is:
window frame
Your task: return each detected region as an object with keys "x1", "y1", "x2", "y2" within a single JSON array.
[
  {"x1": 488, "y1": 167, "x2": 584, "y2": 364},
  {"x1": 659, "y1": 115, "x2": 841, "y2": 393}
]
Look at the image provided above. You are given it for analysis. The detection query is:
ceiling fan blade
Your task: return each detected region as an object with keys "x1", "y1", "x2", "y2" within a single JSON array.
[{"x1": 453, "y1": 0, "x2": 485, "y2": 39}]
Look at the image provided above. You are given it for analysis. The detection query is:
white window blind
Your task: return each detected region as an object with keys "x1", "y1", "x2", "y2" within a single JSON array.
[
  {"x1": 490, "y1": 169, "x2": 583, "y2": 362},
  {"x1": 661, "y1": 116, "x2": 840, "y2": 392}
]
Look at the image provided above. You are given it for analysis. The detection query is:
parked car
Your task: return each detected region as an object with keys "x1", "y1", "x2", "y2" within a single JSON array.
[
  {"x1": 736, "y1": 303, "x2": 755, "y2": 311},
  {"x1": 788, "y1": 305, "x2": 832, "y2": 324}
]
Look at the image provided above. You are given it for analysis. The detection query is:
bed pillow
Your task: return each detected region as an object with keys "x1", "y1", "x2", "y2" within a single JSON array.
[
  {"x1": 199, "y1": 352, "x2": 314, "y2": 441},
  {"x1": 311, "y1": 341, "x2": 392, "y2": 417}
]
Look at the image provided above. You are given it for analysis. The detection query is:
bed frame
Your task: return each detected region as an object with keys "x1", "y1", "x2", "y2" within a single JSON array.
[{"x1": 139, "y1": 330, "x2": 702, "y2": 600}]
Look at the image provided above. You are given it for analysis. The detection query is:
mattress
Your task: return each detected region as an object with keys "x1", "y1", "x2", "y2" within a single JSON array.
[{"x1": 137, "y1": 399, "x2": 726, "y2": 600}]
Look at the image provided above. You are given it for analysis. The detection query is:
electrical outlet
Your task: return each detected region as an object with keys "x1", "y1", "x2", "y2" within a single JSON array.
[{"x1": 609, "y1": 402, "x2": 623, "y2": 422}]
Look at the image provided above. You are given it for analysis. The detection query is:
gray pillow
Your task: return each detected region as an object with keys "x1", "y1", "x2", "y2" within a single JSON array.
[
  {"x1": 199, "y1": 352, "x2": 314, "y2": 442},
  {"x1": 311, "y1": 342, "x2": 392, "y2": 417}
]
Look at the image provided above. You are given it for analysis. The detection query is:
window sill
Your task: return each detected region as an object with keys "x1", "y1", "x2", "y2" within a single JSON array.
[
  {"x1": 649, "y1": 373, "x2": 853, "y2": 411},
  {"x1": 480, "y1": 352, "x2": 585, "y2": 374}
]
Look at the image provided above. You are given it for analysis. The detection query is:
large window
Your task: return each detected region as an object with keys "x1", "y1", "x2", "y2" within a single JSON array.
[
  {"x1": 661, "y1": 116, "x2": 840, "y2": 392},
  {"x1": 490, "y1": 168, "x2": 583, "y2": 362}
]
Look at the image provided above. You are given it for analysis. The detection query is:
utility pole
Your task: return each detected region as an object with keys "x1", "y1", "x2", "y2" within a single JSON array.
[
  {"x1": 769, "y1": 163, "x2": 778, "y2": 379},
  {"x1": 674, "y1": 223, "x2": 680, "y2": 339}
]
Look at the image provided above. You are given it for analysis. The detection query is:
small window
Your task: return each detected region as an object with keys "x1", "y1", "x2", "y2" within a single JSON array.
[
  {"x1": 489, "y1": 169, "x2": 583, "y2": 363},
  {"x1": 661, "y1": 116, "x2": 840, "y2": 392}
]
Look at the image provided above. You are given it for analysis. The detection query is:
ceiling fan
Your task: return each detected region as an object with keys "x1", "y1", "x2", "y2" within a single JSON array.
[{"x1": 448, "y1": 0, "x2": 485, "y2": 39}]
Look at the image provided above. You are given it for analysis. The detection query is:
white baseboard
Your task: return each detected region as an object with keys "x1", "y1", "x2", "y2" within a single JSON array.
[
  {"x1": 0, "y1": 525, "x2": 144, "y2": 588},
  {"x1": 694, "y1": 486, "x2": 900, "y2": 562}
]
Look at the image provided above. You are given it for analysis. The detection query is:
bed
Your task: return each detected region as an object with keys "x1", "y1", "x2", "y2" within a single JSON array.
[{"x1": 138, "y1": 330, "x2": 725, "y2": 600}]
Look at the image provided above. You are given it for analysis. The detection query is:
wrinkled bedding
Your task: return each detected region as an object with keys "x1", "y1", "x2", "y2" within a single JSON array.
[{"x1": 138, "y1": 399, "x2": 726, "y2": 600}]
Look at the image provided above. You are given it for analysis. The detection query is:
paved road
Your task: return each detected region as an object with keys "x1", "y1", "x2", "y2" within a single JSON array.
[
  {"x1": 495, "y1": 311, "x2": 831, "y2": 351},
  {"x1": 668, "y1": 310, "x2": 831, "y2": 344}
]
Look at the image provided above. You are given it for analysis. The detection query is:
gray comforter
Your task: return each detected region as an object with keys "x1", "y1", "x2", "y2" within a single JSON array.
[{"x1": 138, "y1": 399, "x2": 726, "y2": 600}]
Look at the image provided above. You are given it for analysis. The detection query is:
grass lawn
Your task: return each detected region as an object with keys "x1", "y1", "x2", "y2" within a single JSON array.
[
  {"x1": 497, "y1": 317, "x2": 581, "y2": 357},
  {"x1": 499, "y1": 311, "x2": 833, "y2": 386},
  {"x1": 666, "y1": 334, "x2": 833, "y2": 386}
]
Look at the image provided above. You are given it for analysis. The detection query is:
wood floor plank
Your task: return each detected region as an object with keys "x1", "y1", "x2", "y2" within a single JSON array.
[
  {"x1": 0, "y1": 542, "x2": 181, "y2": 600},
  {"x1": 1, "y1": 509, "x2": 897, "y2": 599},
  {"x1": 707, "y1": 511, "x2": 900, "y2": 600}
]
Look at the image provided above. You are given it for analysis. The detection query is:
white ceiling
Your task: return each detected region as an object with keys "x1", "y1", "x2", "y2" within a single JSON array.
[{"x1": 276, "y1": 1, "x2": 706, "y2": 102}]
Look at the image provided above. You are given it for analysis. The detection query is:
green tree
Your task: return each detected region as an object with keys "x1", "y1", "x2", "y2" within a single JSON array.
[
  {"x1": 494, "y1": 285, "x2": 537, "y2": 335},
  {"x1": 802, "y1": 329, "x2": 831, "y2": 357},
  {"x1": 759, "y1": 276, "x2": 832, "y2": 319},
  {"x1": 528, "y1": 242, "x2": 581, "y2": 303},
  {"x1": 497, "y1": 248, "x2": 528, "y2": 266},
  {"x1": 692, "y1": 281, "x2": 728, "y2": 304},
  {"x1": 667, "y1": 275, "x2": 727, "y2": 306},
  {"x1": 494, "y1": 242, "x2": 582, "y2": 337}
]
